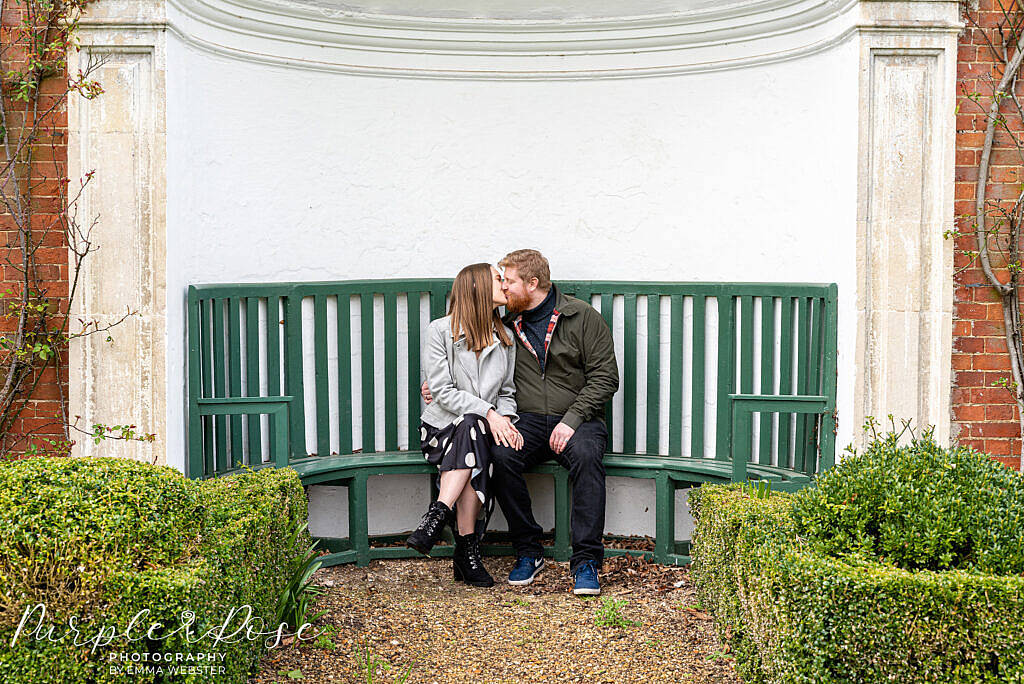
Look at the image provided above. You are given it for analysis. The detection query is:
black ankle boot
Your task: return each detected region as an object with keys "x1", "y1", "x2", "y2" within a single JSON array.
[
  {"x1": 453, "y1": 532, "x2": 494, "y2": 587},
  {"x1": 405, "y1": 501, "x2": 453, "y2": 555}
]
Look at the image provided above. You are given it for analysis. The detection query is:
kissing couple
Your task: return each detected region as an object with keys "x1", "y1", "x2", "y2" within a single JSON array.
[{"x1": 406, "y1": 249, "x2": 619, "y2": 596}]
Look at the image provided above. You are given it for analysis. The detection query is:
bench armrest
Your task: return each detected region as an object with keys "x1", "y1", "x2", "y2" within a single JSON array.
[
  {"x1": 191, "y1": 396, "x2": 293, "y2": 476},
  {"x1": 728, "y1": 393, "x2": 828, "y2": 483}
]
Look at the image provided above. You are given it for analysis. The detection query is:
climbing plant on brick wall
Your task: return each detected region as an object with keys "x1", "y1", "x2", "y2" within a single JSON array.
[
  {"x1": 956, "y1": 0, "x2": 1024, "y2": 472},
  {"x1": 0, "y1": 0, "x2": 154, "y2": 458}
]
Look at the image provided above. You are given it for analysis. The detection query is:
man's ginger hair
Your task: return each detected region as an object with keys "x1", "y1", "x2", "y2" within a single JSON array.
[{"x1": 498, "y1": 249, "x2": 551, "y2": 291}]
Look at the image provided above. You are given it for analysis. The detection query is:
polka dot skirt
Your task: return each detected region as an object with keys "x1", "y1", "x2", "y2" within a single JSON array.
[{"x1": 420, "y1": 412, "x2": 495, "y2": 515}]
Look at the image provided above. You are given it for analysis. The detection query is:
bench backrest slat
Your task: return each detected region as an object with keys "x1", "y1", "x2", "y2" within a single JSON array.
[
  {"x1": 186, "y1": 280, "x2": 838, "y2": 479},
  {"x1": 337, "y1": 294, "x2": 353, "y2": 455},
  {"x1": 406, "y1": 292, "x2": 422, "y2": 451},
  {"x1": 646, "y1": 294, "x2": 661, "y2": 455},
  {"x1": 759, "y1": 296, "x2": 774, "y2": 463},
  {"x1": 715, "y1": 294, "x2": 737, "y2": 462},
  {"x1": 668, "y1": 294, "x2": 684, "y2": 457},
  {"x1": 212, "y1": 298, "x2": 228, "y2": 470},
  {"x1": 622, "y1": 293, "x2": 638, "y2": 453},
  {"x1": 777, "y1": 297, "x2": 794, "y2": 461},
  {"x1": 794, "y1": 299, "x2": 811, "y2": 470},
  {"x1": 314, "y1": 294, "x2": 331, "y2": 459},
  {"x1": 284, "y1": 294, "x2": 307, "y2": 464},
  {"x1": 690, "y1": 295, "x2": 707, "y2": 460}
]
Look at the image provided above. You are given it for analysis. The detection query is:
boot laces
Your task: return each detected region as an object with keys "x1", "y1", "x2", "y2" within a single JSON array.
[
  {"x1": 465, "y1": 537, "x2": 483, "y2": 570},
  {"x1": 418, "y1": 505, "x2": 444, "y2": 536}
]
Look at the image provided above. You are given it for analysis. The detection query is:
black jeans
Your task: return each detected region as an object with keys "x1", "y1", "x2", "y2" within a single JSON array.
[{"x1": 490, "y1": 412, "x2": 607, "y2": 570}]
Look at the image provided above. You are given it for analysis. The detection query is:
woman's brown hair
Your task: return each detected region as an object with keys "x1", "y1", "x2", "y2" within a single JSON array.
[{"x1": 449, "y1": 263, "x2": 513, "y2": 352}]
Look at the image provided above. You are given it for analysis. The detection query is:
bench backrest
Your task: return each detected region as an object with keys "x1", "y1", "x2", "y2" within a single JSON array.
[{"x1": 187, "y1": 280, "x2": 838, "y2": 479}]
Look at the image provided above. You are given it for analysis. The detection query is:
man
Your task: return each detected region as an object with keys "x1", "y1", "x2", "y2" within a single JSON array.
[{"x1": 423, "y1": 249, "x2": 619, "y2": 595}]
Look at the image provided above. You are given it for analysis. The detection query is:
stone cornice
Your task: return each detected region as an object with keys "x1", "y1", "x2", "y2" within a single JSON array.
[{"x1": 81, "y1": 0, "x2": 964, "y2": 79}]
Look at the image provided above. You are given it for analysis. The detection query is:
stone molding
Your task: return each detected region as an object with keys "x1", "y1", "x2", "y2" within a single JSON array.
[{"x1": 163, "y1": 0, "x2": 871, "y2": 79}]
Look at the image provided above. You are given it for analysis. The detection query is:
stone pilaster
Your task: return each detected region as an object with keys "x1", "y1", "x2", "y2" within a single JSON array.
[
  {"x1": 67, "y1": 1, "x2": 167, "y2": 462},
  {"x1": 854, "y1": 0, "x2": 962, "y2": 446}
]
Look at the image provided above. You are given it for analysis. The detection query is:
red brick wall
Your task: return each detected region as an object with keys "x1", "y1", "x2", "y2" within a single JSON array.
[
  {"x1": 953, "y1": 0, "x2": 1024, "y2": 469},
  {"x1": 0, "y1": 5, "x2": 71, "y2": 457}
]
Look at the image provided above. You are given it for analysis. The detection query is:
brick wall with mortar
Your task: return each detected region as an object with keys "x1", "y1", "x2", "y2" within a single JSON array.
[
  {"x1": 0, "y1": 5, "x2": 71, "y2": 457},
  {"x1": 953, "y1": 0, "x2": 1024, "y2": 469}
]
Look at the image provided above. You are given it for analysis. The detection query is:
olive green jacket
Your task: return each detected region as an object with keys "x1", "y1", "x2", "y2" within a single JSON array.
[{"x1": 503, "y1": 286, "x2": 619, "y2": 429}]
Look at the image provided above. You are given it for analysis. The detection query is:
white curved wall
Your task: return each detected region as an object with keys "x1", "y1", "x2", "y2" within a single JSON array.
[
  {"x1": 163, "y1": 21, "x2": 860, "y2": 538},
  {"x1": 64, "y1": 0, "x2": 959, "y2": 544}
]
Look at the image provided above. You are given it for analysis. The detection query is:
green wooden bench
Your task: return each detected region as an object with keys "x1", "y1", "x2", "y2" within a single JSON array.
[{"x1": 186, "y1": 279, "x2": 838, "y2": 566}]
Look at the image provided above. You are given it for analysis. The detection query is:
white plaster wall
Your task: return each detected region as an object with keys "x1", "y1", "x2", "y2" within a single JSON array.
[{"x1": 165, "y1": 32, "x2": 860, "y2": 539}]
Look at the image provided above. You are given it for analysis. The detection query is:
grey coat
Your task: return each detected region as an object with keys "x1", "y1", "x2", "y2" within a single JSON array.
[{"x1": 420, "y1": 315, "x2": 518, "y2": 430}]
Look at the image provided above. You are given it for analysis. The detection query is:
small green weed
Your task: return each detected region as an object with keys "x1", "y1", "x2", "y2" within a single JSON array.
[
  {"x1": 594, "y1": 597, "x2": 640, "y2": 628},
  {"x1": 314, "y1": 634, "x2": 336, "y2": 650},
  {"x1": 359, "y1": 639, "x2": 414, "y2": 683}
]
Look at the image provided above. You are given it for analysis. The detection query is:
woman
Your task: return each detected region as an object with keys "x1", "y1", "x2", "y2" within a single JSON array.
[{"x1": 405, "y1": 263, "x2": 523, "y2": 587}]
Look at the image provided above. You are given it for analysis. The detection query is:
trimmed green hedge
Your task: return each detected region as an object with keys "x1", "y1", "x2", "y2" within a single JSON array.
[
  {"x1": 791, "y1": 434, "x2": 1024, "y2": 574},
  {"x1": 691, "y1": 435, "x2": 1024, "y2": 683},
  {"x1": 0, "y1": 457, "x2": 311, "y2": 683}
]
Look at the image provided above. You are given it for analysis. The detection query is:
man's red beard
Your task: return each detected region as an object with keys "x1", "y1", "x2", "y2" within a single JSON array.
[{"x1": 505, "y1": 290, "x2": 531, "y2": 313}]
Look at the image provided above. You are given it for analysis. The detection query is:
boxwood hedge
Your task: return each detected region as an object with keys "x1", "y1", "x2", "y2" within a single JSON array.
[
  {"x1": 0, "y1": 457, "x2": 312, "y2": 683},
  {"x1": 691, "y1": 434, "x2": 1024, "y2": 683}
]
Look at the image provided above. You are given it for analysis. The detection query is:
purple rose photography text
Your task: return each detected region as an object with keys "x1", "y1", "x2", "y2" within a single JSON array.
[{"x1": 11, "y1": 602, "x2": 319, "y2": 676}]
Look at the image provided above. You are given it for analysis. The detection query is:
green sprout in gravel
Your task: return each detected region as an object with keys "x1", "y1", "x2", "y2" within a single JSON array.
[
  {"x1": 360, "y1": 639, "x2": 414, "y2": 683},
  {"x1": 314, "y1": 634, "x2": 337, "y2": 651},
  {"x1": 594, "y1": 597, "x2": 641, "y2": 628},
  {"x1": 313, "y1": 624, "x2": 340, "y2": 650}
]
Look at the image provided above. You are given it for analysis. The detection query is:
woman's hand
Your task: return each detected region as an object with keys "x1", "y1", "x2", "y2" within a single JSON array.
[
  {"x1": 507, "y1": 424, "x2": 524, "y2": 451},
  {"x1": 486, "y1": 409, "x2": 523, "y2": 450}
]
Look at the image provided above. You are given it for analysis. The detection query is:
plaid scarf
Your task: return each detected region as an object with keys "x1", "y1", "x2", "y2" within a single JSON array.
[{"x1": 513, "y1": 308, "x2": 561, "y2": 371}]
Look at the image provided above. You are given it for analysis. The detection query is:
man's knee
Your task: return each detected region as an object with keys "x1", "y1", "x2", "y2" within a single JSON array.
[
  {"x1": 490, "y1": 444, "x2": 528, "y2": 475},
  {"x1": 564, "y1": 432, "x2": 605, "y2": 473}
]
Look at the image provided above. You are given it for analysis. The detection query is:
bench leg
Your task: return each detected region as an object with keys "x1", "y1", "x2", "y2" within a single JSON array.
[
  {"x1": 553, "y1": 469, "x2": 571, "y2": 563},
  {"x1": 655, "y1": 473, "x2": 675, "y2": 564},
  {"x1": 348, "y1": 472, "x2": 370, "y2": 566}
]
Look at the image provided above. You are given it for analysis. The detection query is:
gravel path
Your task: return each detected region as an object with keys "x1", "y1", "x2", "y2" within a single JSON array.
[{"x1": 250, "y1": 554, "x2": 739, "y2": 683}]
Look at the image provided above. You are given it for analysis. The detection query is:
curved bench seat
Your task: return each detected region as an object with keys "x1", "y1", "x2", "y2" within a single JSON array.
[
  {"x1": 284, "y1": 449, "x2": 814, "y2": 567},
  {"x1": 288, "y1": 451, "x2": 811, "y2": 487}
]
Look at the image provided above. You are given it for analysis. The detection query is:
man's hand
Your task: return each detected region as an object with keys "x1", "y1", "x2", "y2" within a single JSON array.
[
  {"x1": 549, "y1": 422, "x2": 575, "y2": 454},
  {"x1": 421, "y1": 380, "x2": 432, "y2": 404}
]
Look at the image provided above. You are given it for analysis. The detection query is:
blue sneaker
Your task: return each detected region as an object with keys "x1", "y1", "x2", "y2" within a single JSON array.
[
  {"x1": 508, "y1": 556, "x2": 545, "y2": 585},
  {"x1": 572, "y1": 560, "x2": 601, "y2": 596}
]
